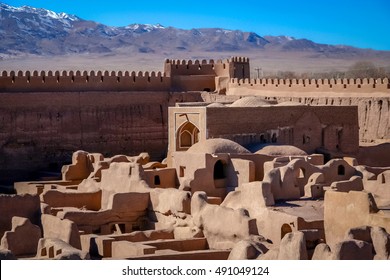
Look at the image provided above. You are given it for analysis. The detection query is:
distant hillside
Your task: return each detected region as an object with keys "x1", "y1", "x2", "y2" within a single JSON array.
[{"x1": 1, "y1": 2, "x2": 389, "y2": 60}]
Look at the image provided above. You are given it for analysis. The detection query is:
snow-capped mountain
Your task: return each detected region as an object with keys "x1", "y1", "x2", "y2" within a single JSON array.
[
  {"x1": 126, "y1": 23, "x2": 165, "y2": 33},
  {"x1": 0, "y1": 2, "x2": 388, "y2": 58}
]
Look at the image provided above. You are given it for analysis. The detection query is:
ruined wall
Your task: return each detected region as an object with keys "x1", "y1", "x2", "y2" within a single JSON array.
[
  {"x1": 0, "y1": 90, "x2": 203, "y2": 183},
  {"x1": 226, "y1": 77, "x2": 390, "y2": 143},
  {"x1": 204, "y1": 106, "x2": 359, "y2": 154},
  {"x1": 0, "y1": 194, "x2": 41, "y2": 238},
  {"x1": 253, "y1": 96, "x2": 389, "y2": 143},
  {"x1": 324, "y1": 191, "x2": 390, "y2": 247}
]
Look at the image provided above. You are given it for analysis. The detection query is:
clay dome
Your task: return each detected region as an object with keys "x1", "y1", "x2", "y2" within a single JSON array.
[
  {"x1": 187, "y1": 138, "x2": 251, "y2": 154},
  {"x1": 255, "y1": 145, "x2": 307, "y2": 156},
  {"x1": 229, "y1": 97, "x2": 272, "y2": 107},
  {"x1": 207, "y1": 102, "x2": 225, "y2": 107},
  {"x1": 275, "y1": 101, "x2": 306, "y2": 106}
]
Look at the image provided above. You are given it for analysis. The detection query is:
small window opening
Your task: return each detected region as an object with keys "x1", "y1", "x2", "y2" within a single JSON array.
[
  {"x1": 179, "y1": 166, "x2": 185, "y2": 177},
  {"x1": 338, "y1": 165, "x2": 345, "y2": 176},
  {"x1": 298, "y1": 168, "x2": 305, "y2": 178},
  {"x1": 271, "y1": 133, "x2": 277, "y2": 143},
  {"x1": 154, "y1": 175, "x2": 161, "y2": 185}
]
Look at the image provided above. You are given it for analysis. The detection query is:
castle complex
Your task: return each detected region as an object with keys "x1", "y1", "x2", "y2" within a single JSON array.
[
  {"x1": 0, "y1": 57, "x2": 389, "y2": 260},
  {"x1": 0, "y1": 57, "x2": 389, "y2": 183}
]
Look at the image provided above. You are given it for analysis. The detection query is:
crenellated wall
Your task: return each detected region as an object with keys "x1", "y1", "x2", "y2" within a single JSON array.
[
  {"x1": 0, "y1": 70, "x2": 171, "y2": 92},
  {"x1": 164, "y1": 59, "x2": 226, "y2": 76},
  {"x1": 0, "y1": 57, "x2": 252, "y2": 93},
  {"x1": 228, "y1": 77, "x2": 390, "y2": 93}
]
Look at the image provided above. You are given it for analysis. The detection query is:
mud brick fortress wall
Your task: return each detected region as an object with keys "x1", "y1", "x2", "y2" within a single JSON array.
[
  {"x1": 0, "y1": 90, "x2": 203, "y2": 182},
  {"x1": 0, "y1": 70, "x2": 171, "y2": 92},
  {"x1": 0, "y1": 57, "x2": 389, "y2": 183},
  {"x1": 229, "y1": 77, "x2": 390, "y2": 93}
]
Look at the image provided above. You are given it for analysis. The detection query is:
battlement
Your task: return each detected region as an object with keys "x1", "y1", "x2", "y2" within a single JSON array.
[
  {"x1": 228, "y1": 56, "x2": 250, "y2": 63},
  {"x1": 2, "y1": 57, "x2": 387, "y2": 94},
  {"x1": 165, "y1": 58, "x2": 219, "y2": 65},
  {"x1": 164, "y1": 58, "x2": 228, "y2": 77},
  {"x1": 0, "y1": 70, "x2": 171, "y2": 92},
  {"x1": 164, "y1": 56, "x2": 250, "y2": 79},
  {"x1": 164, "y1": 56, "x2": 249, "y2": 66},
  {"x1": 229, "y1": 77, "x2": 390, "y2": 93}
]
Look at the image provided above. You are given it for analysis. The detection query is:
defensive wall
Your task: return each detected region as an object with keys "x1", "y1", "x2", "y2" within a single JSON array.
[
  {"x1": 0, "y1": 90, "x2": 203, "y2": 184},
  {"x1": 0, "y1": 57, "x2": 251, "y2": 93},
  {"x1": 0, "y1": 70, "x2": 171, "y2": 92},
  {"x1": 228, "y1": 77, "x2": 390, "y2": 94}
]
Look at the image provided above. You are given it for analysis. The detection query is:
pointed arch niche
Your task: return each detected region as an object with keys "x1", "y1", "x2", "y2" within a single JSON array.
[{"x1": 176, "y1": 121, "x2": 200, "y2": 151}]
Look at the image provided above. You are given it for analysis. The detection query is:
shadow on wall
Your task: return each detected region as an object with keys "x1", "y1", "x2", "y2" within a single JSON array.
[{"x1": 357, "y1": 143, "x2": 390, "y2": 167}]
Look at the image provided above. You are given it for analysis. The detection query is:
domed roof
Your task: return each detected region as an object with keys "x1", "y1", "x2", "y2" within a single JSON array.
[
  {"x1": 230, "y1": 97, "x2": 272, "y2": 107},
  {"x1": 256, "y1": 145, "x2": 307, "y2": 156},
  {"x1": 187, "y1": 138, "x2": 251, "y2": 154},
  {"x1": 275, "y1": 101, "x2": 306, "y2": 106},
  {"x1": 207, "y1": 102, "x2": 226, "y2": 107}
]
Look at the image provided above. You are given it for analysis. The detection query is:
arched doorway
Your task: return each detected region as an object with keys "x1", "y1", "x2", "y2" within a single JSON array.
[
  {"x1": 176, "y1": 122, "x2": 200, "y2": 151},
  {"x1": 213, "y1": 160, "x2": 227, "y2": 189},
  {"x1": 213, "y1": 160, "x2": 226, "y2": 180}
]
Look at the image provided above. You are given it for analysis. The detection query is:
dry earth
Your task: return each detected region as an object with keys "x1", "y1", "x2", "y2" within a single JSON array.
[{"x1": 2, "y1": 51, "x2": 390, "y2": 76}]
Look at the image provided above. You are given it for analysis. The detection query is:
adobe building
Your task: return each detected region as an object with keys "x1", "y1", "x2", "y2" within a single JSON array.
[{"x1": 167, "y1": 98, "x2": 359, "y2": 158}]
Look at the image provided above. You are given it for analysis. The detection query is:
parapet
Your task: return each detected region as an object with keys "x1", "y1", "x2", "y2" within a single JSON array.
[
  {"x1": 227, "y1": 56, "x2": 250, "y2": 63},
  {"x1": 0, "y1": 70, "x2": 171, "y2": 92},
  {"x1": 229, "y1": 77, "x2": 390, "y2": 93},
  {"x1": 164, "y1": 58, "x2": 228, "y2": 77},
  {"x1": 164, "y1": 56, "x2": 250, "y2": 79}
]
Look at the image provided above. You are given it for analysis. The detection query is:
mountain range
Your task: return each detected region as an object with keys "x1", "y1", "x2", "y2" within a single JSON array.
[{"x1": 1, "y1": 2, "x2": 389, "y2": 59}]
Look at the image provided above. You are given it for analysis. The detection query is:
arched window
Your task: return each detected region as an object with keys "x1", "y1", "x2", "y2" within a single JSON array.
[
  {"x1": 177, "y1": 122, "x2": 200, "y2": 151},
  {"x1": 180, "y1": 130, "x2": 192, "y2": 148}
]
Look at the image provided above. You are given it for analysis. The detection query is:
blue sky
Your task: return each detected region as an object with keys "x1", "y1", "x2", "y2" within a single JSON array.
[{"x1": 3, "y1": 0, "x2": 390, "y2": 50}]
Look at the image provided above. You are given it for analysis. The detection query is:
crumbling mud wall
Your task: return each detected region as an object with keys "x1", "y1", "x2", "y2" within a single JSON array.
[
  {"x1": 274, "y1": 96, "x2": 389, "y2": 143},
  {"x1": 218, "y1": 95, "x2": 389, "y2": 143}
]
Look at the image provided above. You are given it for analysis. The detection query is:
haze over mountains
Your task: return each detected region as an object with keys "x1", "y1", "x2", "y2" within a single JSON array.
[{"x1": 1, "y1": 2, "x2": 389, "y2": 73}]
